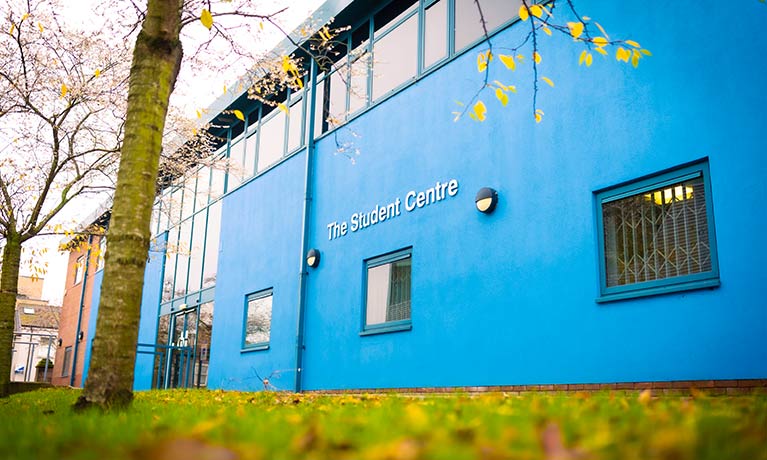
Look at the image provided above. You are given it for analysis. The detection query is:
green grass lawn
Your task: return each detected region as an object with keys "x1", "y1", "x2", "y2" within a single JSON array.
[{"x1": 0, "y1": 388, "x2": 765, "y2": 460}]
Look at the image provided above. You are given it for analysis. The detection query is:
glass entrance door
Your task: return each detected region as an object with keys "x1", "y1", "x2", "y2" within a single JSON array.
[{"x1": 153, "y1": 301, "x2": 214, "y2": 389}]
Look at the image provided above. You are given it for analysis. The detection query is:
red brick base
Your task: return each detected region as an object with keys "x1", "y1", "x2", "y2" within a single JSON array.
[{"x1": 310, "y1": 379, "x2": 767, "y2": 396}]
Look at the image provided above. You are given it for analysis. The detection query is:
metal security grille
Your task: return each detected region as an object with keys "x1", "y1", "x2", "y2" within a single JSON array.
[
  {"x1": 385, "y1": 259, "x2": 411, "y2": 321},
  {"x1": 602, "y1": 177, "x2": 712, "y2": 287}
]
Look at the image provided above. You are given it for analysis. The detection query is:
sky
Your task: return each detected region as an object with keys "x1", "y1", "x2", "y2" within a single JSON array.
[{"x1": 37, "y1": 0, "x2": 325, "y2": 305}]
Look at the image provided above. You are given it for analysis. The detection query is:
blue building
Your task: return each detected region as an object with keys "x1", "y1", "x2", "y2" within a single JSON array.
[{"x1": 84, "y1": 0, "x2": 767, "y2": 393}]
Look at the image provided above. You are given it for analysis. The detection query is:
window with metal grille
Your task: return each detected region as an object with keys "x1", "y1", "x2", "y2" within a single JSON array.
[
  {"x1": 363, "y1": 248, "x2": 412, "y2": 334},
  {"x1": 595, "y1": 160, "x2": 719, "y2": 302}
]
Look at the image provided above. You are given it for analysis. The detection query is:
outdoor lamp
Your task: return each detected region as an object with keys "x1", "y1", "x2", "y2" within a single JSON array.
[
  {"x1": 57, "y1": 338, "x2": 63, "y2": 346},
  {"x1": 77, "y1": 331, "x2": 84, "y2": 342},
  {"x1": 306, "y1": 249, "x2": 321, "y2": 268},
  {"x1": 475, "y1": 187, "x2": 498, "y2": 213}
]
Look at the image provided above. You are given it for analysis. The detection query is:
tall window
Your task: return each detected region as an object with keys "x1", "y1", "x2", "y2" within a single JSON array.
[
  {"x1": 363, "y1": 248, "x2": 412, "y2": 334},
  {"x1": 243, "y1": 289, "x2": 273, "y2": 350},
  {"x1": 61, "y1": 346, "x2": 72, "y2": 377},
  {"x1": 596, "y1": 160, "x2": 719, "y2": 302},
  {"x1": 74, "y1": 256, "x2": 84, "y2": 285}
]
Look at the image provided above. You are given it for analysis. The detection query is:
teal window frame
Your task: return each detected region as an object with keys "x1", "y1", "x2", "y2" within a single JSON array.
[
  {"x1": 360, "y1": 248, "x2": 413, "y2": 336},
  {"x1": 594, "y1": 159, "x2": 720, "y2": 303},
  {"x1": 241, "y1": 288, "x2": 273, "y2": 352}
]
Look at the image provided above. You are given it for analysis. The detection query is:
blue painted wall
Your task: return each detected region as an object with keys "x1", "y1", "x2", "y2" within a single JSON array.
[
  {"x1": 133, "y1": 235, "x2": 168, "y2": 390},
  {"x1": 206, "y1": 153, "x2": 307, "y2": 391},
  {"x1": 135, "y1": 0, "x2": 766, "y2": 391},
  {"x1": 80, "y1": 270, "x2": 102, "y2": 385},
  {"x1": 297, "y1": 0, "x2": 767, "y2": 389}
]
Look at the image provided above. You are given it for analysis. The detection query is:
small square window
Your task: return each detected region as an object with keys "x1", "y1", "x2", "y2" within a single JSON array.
[
  {"x1": 61, "y1": 346, "x2": 72, "y2": 377},
  {"x1": 242, "y1": 289, "x2": 272, "y2": 350},
  {"x1": 362, "y1": 248, "x2": 412, "y2": 334},
  {"x1": 595, "y1": 160, "x2": 719, "y2": 302}
]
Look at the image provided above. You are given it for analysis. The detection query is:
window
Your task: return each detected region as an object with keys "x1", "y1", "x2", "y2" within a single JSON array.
[
  {"x1": 243, "y1": 289, "x2": 273, "y2": 350},
  {"x1": 97, "y1": 236, "x2": 107, "y2": 271},
  {"x1": 362, "y1": 248, "x2": 412, "y2": 334},
  {"x1": 454, "y1": 0, "x2": 520, "y2": 52},
  {"x1": 595, "y1": 160, "x2": 719, "y2": 302},
  {"x1": 74, "y1": 256, "x2": 84, "y2": 285},
  {"x1": 61, "y1": 346, "x2": 72, "y2": 377}
]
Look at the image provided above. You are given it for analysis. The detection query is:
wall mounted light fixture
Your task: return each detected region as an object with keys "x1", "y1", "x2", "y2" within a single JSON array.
[
  {"x1": 57, "y1": 338, "x2": 63, "y2": 347},
  {"x1": 306, "y1": 249, "x2": 321, "y2": 268},
  {"x1": 475, "y1": 187, "x2": 498, "y2": 214},
  {"x1": 77, "y1": 331, "x2": 84, "y2": 342}
]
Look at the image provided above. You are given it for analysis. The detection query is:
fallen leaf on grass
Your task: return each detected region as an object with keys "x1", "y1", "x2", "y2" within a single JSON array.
[
  {"x1": 137, "y1": 438, "x2": 238, "y2": 460},
  {"x1": 540, "y1": 423, "x2": 587, "y2": 460}
]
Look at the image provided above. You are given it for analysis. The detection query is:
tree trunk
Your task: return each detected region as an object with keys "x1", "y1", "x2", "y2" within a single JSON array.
[
  {"x1": 75, "y1": 0, "x2": 183, "y2": 411},
  {"x1": 0, "y1": 233, "x2": 22, "y2": 398}
]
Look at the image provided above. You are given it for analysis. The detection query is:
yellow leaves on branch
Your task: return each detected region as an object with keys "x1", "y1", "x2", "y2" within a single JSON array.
[
  {"x1": 477, "y1": 50, "x2": 492, "y2": 73},
  {"x1": 519, "y1": 3, "x2": 549, "y2": 21},
  {"x1": 60, "y1": 83, "x2": 68, "y2": 98},
  {"x1": 469, "y1": 101, "x2": 487, "y2": 122},
  {"x1": 518, "y1": 4, "x2": 529, "y2": 21},
  {"x1": 499, "y1": 54, "x2": 516, "y2": 71},
  {"x1": 535, "y1": 109, "x2": 544, "y2": 123},
  {"x1": 567, "y1": 22, "x2": 584, "y2": 39},
  {"x1": 200, "y1": 9, "x2": 213, "y2": 30},
  {"x1": 233, "y1": 110, "x2": 245, "y2": 122},
  {"x1": 533, "y1": 51, "x2": 542, "y2": 64}
]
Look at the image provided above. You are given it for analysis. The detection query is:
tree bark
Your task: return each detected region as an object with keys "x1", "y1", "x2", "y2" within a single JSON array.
[
  {"x1": 75, "y1": 0, "x2": 183, "y2": 411},
  {"x1": 0, "y1": 233, "x2": 22, "y2": 398}
]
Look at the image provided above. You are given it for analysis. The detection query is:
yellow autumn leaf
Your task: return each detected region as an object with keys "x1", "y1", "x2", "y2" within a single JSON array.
[
  {"x1": 529, "y1": 4, "x2": 543, "y2": 18},
  {"x1": 533, "y1": 51, "x2": 541, "y2": 64},
  {"x1": 38, "y1": 22, "x2": 43, "y2": 33},
  {"x1": 495, "y1": 88, "x2": 509, "y2": 107},
  {"x1": 615, "y1": 47, "x2": 630, "y2": 62},
  {"x1": 640, "y1": 49, "x2": 652, "y2": 56},
  {"x1": 94, "y1": 68, "x2": 101, "y2": 77},
  {"x1": 469, "y1": 100, "x2": 487, "y2": 122},
  {"x1": 499, "y1": 54, "x2": 516, "y2": 71},
  {"x1": 632, "y1": 52, "x2": 640, "y2": 68},
  {"x1": 196, "y1": 110, "x2": 202, "y2": 119},
  {"x1": 578, "y1": 50, "x2": 588, "y2": 65},
  {"x1": 594, "y1": 47, "x2": 608, "y2": 56},
  {"x1": 541, "y1": 76, "x2": 554, "y2": 87},
  {"x1": 259, "y1": 21, "x2": 264, "y2": 31},
  {"x1": 535, "y1": 112, "x2": 542, "y2": 123},
  {"x1": 10, "y1": 23, "x2": 15, "y2": 35},
  {"x1": 542, "y1": 25, "x2": 552, "y2": 36},
  {"x1": 200, "y1": 9, "x2": 213, "y2": 30},
  {"x1": 518, "y1": 4, "x2": 529, "y2": 21},
  {"x1": 625, "y1": 40, "x2": 641, "y2": 48},
  {"x1": 567, "y1": 22, "x2": 584, "y2": 39},
  {"x1": 233, "y1": 110, "x2": 245, "y2": 122},
  {"x1": 223, "y1": 84, "x2": 227, "y2": 94},
  {"x1": 278, "y1": 103, "x2": 289, "y2": 114},
  {"x1": 594, "y1": 22, "x2": 609, "y2": 40},
  {"x1": 593, "y1": 36, "x2": 608, "y2": 47},
  {"x1": 60, "y1": 83, "x2": 67, "y2": 98},
  {"x1": 21, "y1": 13, "x2": 29, "y2": 21},
  {"x1": 586, "y1": 53, "x2": 593, "y2": 67}
]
